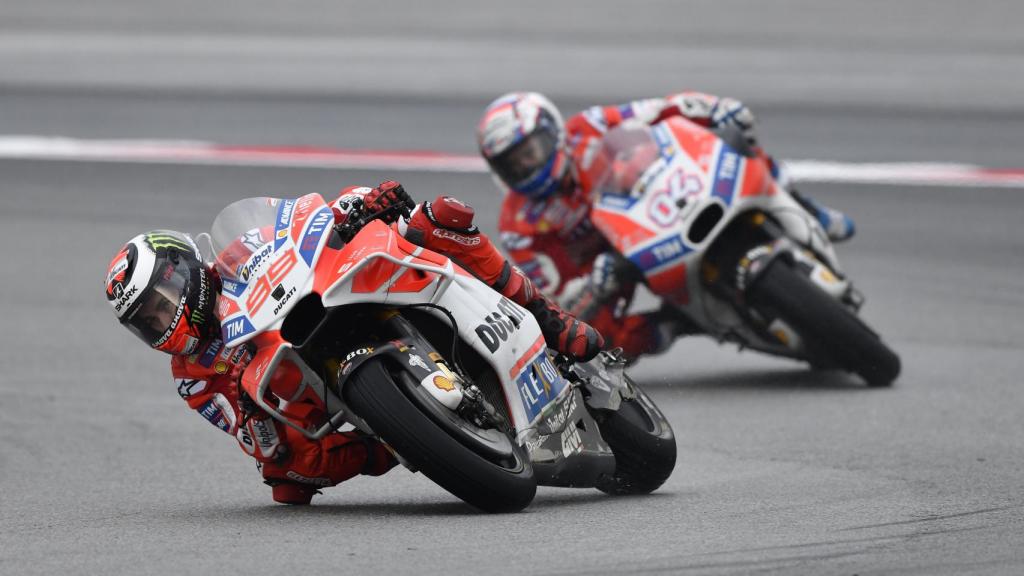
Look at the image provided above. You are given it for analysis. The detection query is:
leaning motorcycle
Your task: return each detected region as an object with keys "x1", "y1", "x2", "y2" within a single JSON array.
[
  {"x1": 587, "y1": 117, "x2": 901, "y2": 386},
  {"x1": 204, "y1": 194, "x2": 676, "y2": 512}
]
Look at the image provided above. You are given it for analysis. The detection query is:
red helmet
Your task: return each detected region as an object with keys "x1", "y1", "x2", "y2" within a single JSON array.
[{"x1": 104, "y1": 230, "x2": 217, "y2": 355}]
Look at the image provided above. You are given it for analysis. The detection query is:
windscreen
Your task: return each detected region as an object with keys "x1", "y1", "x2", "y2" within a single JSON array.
[
  {"x1": 209, "y1": 197, "x2": 282, "y2": 282},
  {"x1": 592, "y1": 124, "x2": 663, "y2": 197}
]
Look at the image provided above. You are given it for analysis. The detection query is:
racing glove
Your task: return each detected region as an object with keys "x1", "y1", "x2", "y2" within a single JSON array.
[
  {"x1": 709, "y1": 97, "x2": 757, "y2": 145},
  {"x1": 497, "y1": 265, "x2": 605, "y2": 362},
  {"x1": 333, "y1": 181, "x2": 416, "y2": 241},
  {"x1": 364, "y1": 180, "x2": 415, "y2": 223}
]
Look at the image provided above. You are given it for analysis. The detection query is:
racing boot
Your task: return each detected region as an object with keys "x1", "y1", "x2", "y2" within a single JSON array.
[
  {"x1": 403, "y1": 195, "x2": 604, "y2": 361},
  {"x1": 496, "y1": 264, "x2": 604, "y2": 362},
  {"x1": 791, "y1": 189, "x2": 856, "y2": 243},
  {"x1": 766, "y1": 156, "x2": 855, "y2": 243}
]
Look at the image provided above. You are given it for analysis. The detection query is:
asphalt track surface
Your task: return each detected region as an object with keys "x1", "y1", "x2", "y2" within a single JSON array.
[{"x1": 2, "y1": 2, "x2": 1024, "y2": 575}]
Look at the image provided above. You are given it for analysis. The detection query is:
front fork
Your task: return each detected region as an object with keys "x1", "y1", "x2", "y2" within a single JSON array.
[{"x1": 722, "y1": 213, "x2": 862, "y2": 350}]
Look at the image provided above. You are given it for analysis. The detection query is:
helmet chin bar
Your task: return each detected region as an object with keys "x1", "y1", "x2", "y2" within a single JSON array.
[{"x1": 511, "y1": 149, "x2": 565, "y2": 199}]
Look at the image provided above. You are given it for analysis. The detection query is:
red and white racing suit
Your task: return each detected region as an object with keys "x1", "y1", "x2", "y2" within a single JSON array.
[
  {"x1": 498, "y1": 91, "x2": 756, "y2": 359},
  {"x1": 172, "y1": 186, "x2": 599, "y2": 505}
]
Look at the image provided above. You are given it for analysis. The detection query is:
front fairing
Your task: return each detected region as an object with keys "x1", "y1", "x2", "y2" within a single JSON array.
[
  {"x1": 209, "y1": 194, "x2": 335, "y2": 347},
  {"x1": 590, "y1": 118, "x2": 837, "y2": 278}
]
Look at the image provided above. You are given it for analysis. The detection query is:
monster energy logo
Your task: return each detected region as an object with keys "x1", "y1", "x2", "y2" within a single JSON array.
[
  {"x1": 190, "y1": 270, "x2": 210, "y2": 325},
  {"x1": 145, "y1": 233, "x2": 193, "y2": 253}
]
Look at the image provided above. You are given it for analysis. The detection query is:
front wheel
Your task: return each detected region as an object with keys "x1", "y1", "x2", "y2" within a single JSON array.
[
  {"x1": 593, "y1": 381, "x2": 677, "y2": 495},
  {"x1": 747, "y1": 258, "x2": 901, "y2": 387},
  {"x1": 344, "y1": 359, "x2": 536, "y2": 512}
]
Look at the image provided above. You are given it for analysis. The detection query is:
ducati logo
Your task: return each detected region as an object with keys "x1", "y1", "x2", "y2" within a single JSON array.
[{"x1": 474, "y1": 298, "x2": 527, "y2": 353}]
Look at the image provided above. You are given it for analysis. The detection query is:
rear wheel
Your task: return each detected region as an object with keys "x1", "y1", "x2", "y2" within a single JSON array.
[
  {"x1": 593, "y1": 381, "x2": 676, "y2": 495},
  {"x1": 748, "y1": 258, "x2": 901, "y2": 387},
  {"x1": 345, "y1": 359, "x2": 536, "y2": 512}
]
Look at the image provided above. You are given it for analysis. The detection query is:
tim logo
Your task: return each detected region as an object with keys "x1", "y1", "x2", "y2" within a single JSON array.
[
  {"x1": 307, "y1": 211, "x2": 332, "y2": 235},
  {"x1": 223, "y1": 316, "x2": 254, "y2": 342}
]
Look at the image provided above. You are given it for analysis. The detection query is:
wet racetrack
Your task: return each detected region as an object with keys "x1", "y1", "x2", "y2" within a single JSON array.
[{"x1": 2, "y1": 2, "x2": 1023, "y2": 574}]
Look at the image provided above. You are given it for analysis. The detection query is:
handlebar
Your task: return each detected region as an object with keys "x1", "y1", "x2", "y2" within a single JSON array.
[{"x1": 334, "y1": 200, "x2": 414, "y2": 243}]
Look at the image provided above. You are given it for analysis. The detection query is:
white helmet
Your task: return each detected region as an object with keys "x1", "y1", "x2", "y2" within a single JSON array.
[
  {"x1": 477, "y1": 92, "x2": 568, "y2": 199},
  {"x1": 104, "y1": 230, "x2": 217, "y2": 355}
]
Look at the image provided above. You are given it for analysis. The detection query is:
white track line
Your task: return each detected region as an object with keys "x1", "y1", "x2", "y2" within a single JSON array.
[{"x1": 1, "y1": 136, "x2": 1023, "y2": 188}]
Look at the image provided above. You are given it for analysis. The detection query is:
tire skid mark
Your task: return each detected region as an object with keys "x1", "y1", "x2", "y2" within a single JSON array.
[{"x1": 837, "y1": 504, "x2": 1017, "y2": 531}]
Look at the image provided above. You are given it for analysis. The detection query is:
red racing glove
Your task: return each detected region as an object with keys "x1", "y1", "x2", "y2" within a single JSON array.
[{"x1": 364, "y1": 180, "x2": 415, "y2": 223}]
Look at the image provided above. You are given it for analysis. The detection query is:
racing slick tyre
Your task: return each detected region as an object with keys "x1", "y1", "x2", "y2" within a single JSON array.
[
  {"x1": 748, "y1": 258, "x2": 901, "y2": 387},
  {"x1": 593, "y1": 381, "x2": 676, "y2": 495},
  {"x1": 345, "y1": 359, "x2": 536, "y2": 513}
]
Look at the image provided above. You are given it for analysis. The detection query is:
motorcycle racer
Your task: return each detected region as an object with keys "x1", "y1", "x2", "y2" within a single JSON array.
[
  {"x1": 104, "y1": 181, "x2": 603, "y2": 505},
  {"x1": 477, "y1": 91, "x2": 856, "y2": 360}
]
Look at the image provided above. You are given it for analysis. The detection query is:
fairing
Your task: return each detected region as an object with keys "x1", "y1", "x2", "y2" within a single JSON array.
[
  {"x1": 211, "y1": 200, "x2": 578, "y2": 444},
  {"x1": 589, "y1": 117, "x2": 844, "y2": 349}
]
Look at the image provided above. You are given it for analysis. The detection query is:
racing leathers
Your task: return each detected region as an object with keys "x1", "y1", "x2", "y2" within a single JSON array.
[
  {"x1": 173, "y1": 182, "x2": 603, "y2": 505},
  {"x1": 173, "y1": 342, "x2": 396, "y2": 505},
  {"x1": 498, "y1": 91, "x2": 763, "y2": 360}
]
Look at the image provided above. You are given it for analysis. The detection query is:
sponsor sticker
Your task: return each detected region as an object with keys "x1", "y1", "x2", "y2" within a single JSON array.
[
  {"x1": 197, "y1": 338, "x2": 224, "y2": 368},
  {"x1": 198, "y1": 394, "x2": 235, "y2": 433},
  {"x1": 144, "y1": 232, "x2": 194, "y2": 254},
  {"x1": 299, "y1": 207, "x2": 332, "y2": 265},
  {"x1": 239, "y1": 243, "x2": 273, "y2": 282},
  {"x1": 627, "y1": 234, "x2": 691, "y2": 273},
  {"x1": 251, "y1": 418, "x2": 280, "y2": 458},
  {"x1": 274, "y1": 199, "x2": 297, "y2": 249},
  {"x1": 432, "y1": 228, "x2": 481, "y2": 246},
  {"x1": 344, "y1": 347, "x2": 374, "y2": 362},
  {"x1": 272, "y1": 286, "x2": 297, "y2": 316},
  {"x1": 221, "y1": 279, "x2": 246, "y2": 298},
  {"x1": 560, "y1": 423, "x2": 583, "y2": 456},
  {"x1": 473, "y1": 298, "x2": 527, "y2": 353},
  {"x1": 516, "y1": 352, "x2": 568, "y2": 422},
  {"x1": 598, "y1": 193, "x2": 639, "y2": 212},
  {"x1": 500, "y1": 231, "x2": 533, "y2": 251},
  {"x1": 176, "y1": 378, "x2": 206, "y2": 399},
  {"x1": 105, "y1": 244, "x2": 135, "y2": 302},
  {"x1": 112, "y1": 285, "x2": 139, "y2": 313},
  {"x1": 408, "y1": 353, "x2": 429, "y2": 371},
  {"x1": 236, "y1": 425, "x2": 255, "y2": 454},
  {"x1": 433, "y1": 374, "x2": 455, "y2": 392},
  {"x1": 711, "y1": 145, "x2": 740, "y2": 205},
  {"x1": 286, "y1": 471, "x2": 332, "y2": 487},
  {"x1": 222, "y1": 315, "x2": 256, "y2": 343},
  {"x1": 241, "y1": 229, "x2": 265, "y2": 252}
]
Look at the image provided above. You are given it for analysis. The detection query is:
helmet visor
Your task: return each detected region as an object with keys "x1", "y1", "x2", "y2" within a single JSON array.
[
  {"x1": 489, "y1": 129, "x2": 558, "y2": 190},
  {"x1": 122, "y1": 256, "x2": 190, "y2": 347}
]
